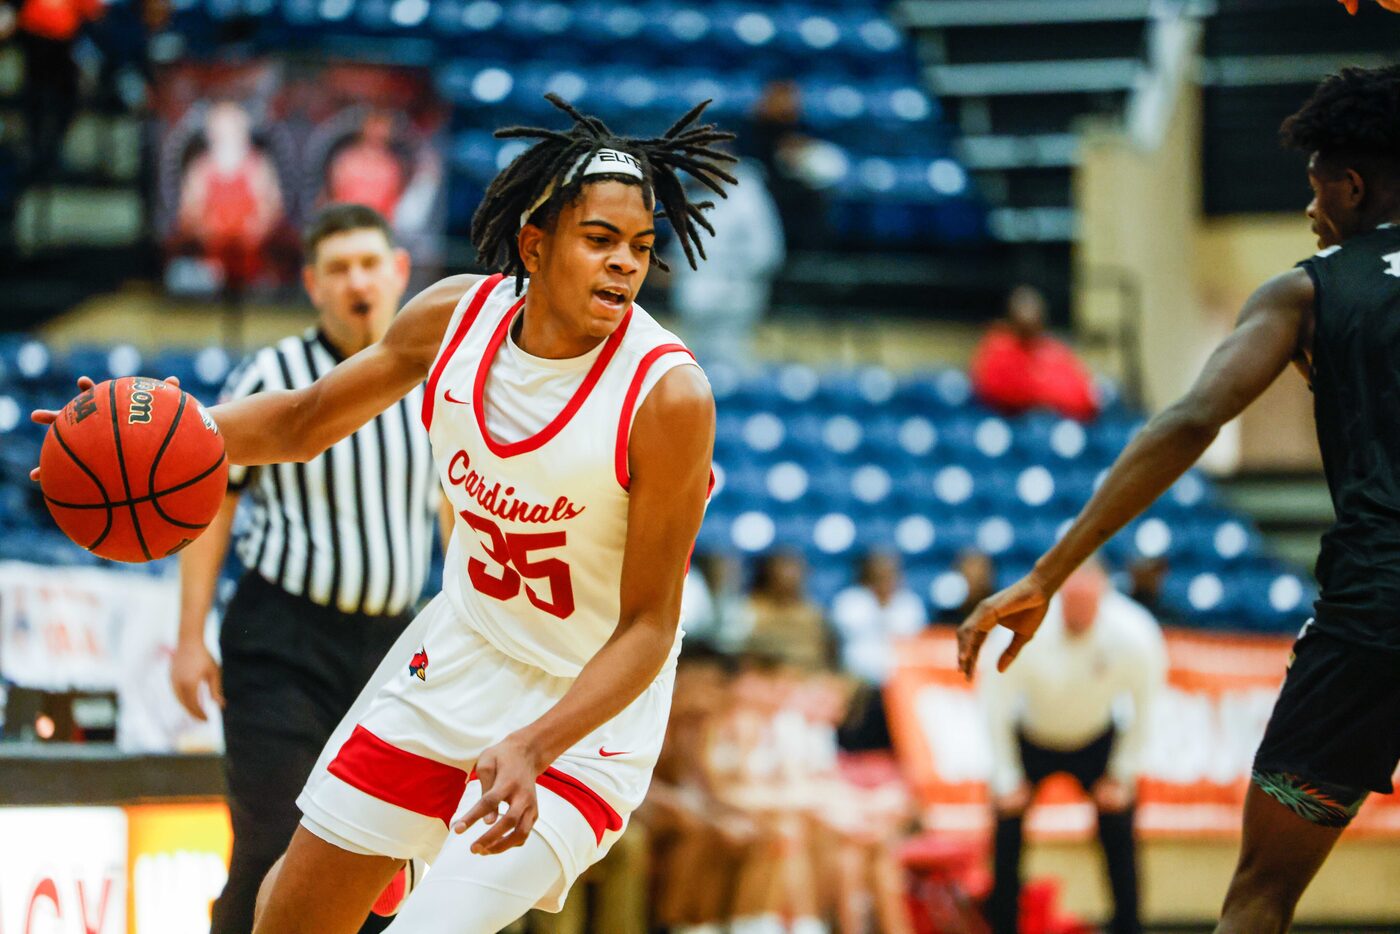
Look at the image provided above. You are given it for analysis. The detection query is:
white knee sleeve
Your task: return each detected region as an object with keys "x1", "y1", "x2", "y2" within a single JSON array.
[{"x1": 383, "y1": 831, "x2": 567, "y2": 934}]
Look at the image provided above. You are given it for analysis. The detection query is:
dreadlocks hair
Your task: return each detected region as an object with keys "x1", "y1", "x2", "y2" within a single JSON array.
[
  {"x1": 471, "y1": 94, "x2": 739, "y2": 293},
  {"x1": 1281, "y1": 65, "x2": 1400, "y2": 182}
]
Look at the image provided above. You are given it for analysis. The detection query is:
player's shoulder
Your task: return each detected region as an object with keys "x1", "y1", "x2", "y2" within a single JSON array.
[
  {"x1": 620, "y1": 301, "x2": 690, "y2": 355},
  {"x1": 622, "y1": 301, "x2": 709, "y2": 372},
  {"x1": 1300, "y1": 225, "x2": 1400, "y2": 269},
  {"x1": 412, "y1": 273, "x2": 491, "y2": 315}
]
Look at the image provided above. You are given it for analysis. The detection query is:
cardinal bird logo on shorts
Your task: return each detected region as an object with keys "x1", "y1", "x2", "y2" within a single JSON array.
[{"x1": 408, "y1": 647, "x2": 429, "y2": 681}]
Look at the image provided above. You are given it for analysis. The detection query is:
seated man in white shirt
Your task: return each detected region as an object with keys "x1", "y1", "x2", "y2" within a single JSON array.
[
  {"x1": 978, "y1": 559, "x2": 1167, "y2": 934},
  {"x1": 830, "y1": 551, "x2": 929, "y2": 750}
]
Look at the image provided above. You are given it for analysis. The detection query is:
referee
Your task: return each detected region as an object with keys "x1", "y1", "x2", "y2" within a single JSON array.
[
  {"x1": 170, "y1": 204, "x2": 446, "y2": 934},
  {"x1": 978, "y1": 560, "x2": 1166, "y2": 934}
]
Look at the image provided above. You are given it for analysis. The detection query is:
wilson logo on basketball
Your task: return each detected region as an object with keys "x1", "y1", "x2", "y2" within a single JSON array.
[
  {"x1": 128, "y1": 378, "x2": 161, "y2": 425},
  {"x1": 408, "y1": 648, "x2": 429, "y2": 681},
  {"x1": 70, "y1": 389, "x2": 98, "y2": 424}
]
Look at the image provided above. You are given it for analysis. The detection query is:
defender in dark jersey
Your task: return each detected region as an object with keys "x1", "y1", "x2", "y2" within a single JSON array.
[{"x1": 957, "y1": 65, "x2": 1400, "y2": 933}]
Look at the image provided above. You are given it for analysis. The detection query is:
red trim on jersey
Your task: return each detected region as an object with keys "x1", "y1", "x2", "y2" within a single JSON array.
[
  {"x1": 463, "y1": 766, "x2": 623, "y2": 845},
  {"x1": 473, "y1": 301, "x2": 634, "y2": 458},
  {"x1": 421, "y1": 274, "x2": 505, "y2": 432},
  {"x1": 328, "y1": 725, "x2": 467, "y2": 825},
  {"x1": 613, "y1": 344, "x2": 697, "y2": 490}
]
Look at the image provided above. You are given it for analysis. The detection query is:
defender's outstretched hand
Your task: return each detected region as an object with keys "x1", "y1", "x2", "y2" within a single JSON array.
[
  {"x1": 957, "y1": 573, "x2": 1053, "y2": 678},
  {"x1": 28, "y1": 376, "x2": 181, "y2": 481}
]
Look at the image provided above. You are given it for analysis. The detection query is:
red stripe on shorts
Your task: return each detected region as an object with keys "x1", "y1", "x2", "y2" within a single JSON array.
[
  {"x1": 328, "y1": 725, "x2": 624, "y2": 843},
  {"x1": 329, "y1": 725, "x2": 467, "y2": 825},
  {"x1": 467, "y1": 766, "x2": 623, "y2": 845}
]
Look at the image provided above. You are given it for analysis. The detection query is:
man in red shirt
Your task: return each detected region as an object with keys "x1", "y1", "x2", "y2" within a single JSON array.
[{"x1": 970, "y1": 285, "x2": 1100, "y2": 422}]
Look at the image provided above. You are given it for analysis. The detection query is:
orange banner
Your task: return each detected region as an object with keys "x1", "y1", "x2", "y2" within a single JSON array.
[
  {"x1": 886, "y1": 629, "x2": 1400, "y2": 839},
  {"x1": 126, "y1": 802, "x2": 232, "y2": 933}
]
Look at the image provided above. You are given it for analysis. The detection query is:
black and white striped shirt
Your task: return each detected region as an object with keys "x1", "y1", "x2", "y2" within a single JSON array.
[{"x1": 223, "y1": 329, "x2": 439, "y2": 617}]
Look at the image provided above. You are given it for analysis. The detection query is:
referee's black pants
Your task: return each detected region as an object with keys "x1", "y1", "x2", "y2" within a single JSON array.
[
  {"x1": 211, "y1": 573, "x2": 411, "y2": 934},
  {"x1": 987, "y1": 728, "x2": 1141, "y2": 934}
]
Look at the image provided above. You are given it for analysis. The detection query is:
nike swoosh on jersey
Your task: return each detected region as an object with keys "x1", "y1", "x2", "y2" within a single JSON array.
[
  {"x1": 444, "y1": 388, "x2": 471, "y2": 406},
  {"x1": 598, "y1": 747, "x2": 628, "y2": 758}
]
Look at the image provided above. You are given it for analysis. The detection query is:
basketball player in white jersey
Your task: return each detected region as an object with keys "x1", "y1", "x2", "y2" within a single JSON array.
[{"x1": 196, "y1": 98, "x2": 735, "y2": 932}]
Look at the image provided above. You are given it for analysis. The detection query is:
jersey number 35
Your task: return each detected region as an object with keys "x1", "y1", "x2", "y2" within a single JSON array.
[{"x1": 462, "y1": 508, "x2": 576, "y2": 620}]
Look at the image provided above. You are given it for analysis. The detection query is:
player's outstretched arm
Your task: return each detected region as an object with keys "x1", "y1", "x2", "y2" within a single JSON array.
[
  {"x1": 209, "y1": 274, "x2": 481, "y2": 467},
  {"x1": 958, "y1": 268, "x2": 1315, "y2": 677},
  {"x1": 454, "y1": 364, "x2": 716, "y2": 855}
]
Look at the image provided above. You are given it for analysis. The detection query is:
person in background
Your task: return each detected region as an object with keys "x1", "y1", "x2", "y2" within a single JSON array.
[
  {"x1": 667, "y1": 157, "x2": 785, "y2": 367},
  {"x1": 977, "y1": 559, "x2": 1166, "y2": 934},
  {"x1": 744, "y1": 551, "x2": 832, "y2": 672},
  {"x1": 326, "y1": 111, "x2": 407, "y2": 222},
  {"x1": 169, "y1": 204, "x2": 444, "y2": 934},
  {"x1": 176, "y1": 99, "x2": 286, "y2": 289},
  {"x1": 936, "y1": 549, "x2": 998, "y2": 625},
  {"x1": 830, "y1": 551, "x2": 928, "y2": 750},
  {"x1": 970, "y1": 285, "x2": 1100, "y2": 422},
  {"x1": 1125, "y1": 554, "x2": 1184, "y2": 626},
  {"x1": 744, "y1": 80, "x2": 831, "y2": 252},
  {"x1": 0, "y1": 0, "x2": 104, "y2": 183},
  {"x1": 692, "y1": 551, "x2": 752, "y2": 654},
  {"x1": 637, "y1": 645, "x2": 763, "y2": 934}
]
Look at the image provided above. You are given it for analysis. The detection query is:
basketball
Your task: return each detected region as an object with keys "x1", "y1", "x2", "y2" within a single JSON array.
[{"x1": 38, "y1": 377, "x2": 229, "y2": 563}]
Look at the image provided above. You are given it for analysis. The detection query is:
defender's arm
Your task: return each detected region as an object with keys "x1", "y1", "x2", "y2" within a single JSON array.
[{"x1": 959, "y1": 268, "x2": 1315, "y2": 675}]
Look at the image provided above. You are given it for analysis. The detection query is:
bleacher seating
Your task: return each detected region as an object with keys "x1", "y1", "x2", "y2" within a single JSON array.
[
  {"x1": 146, "y1": 0, "x2": 985, "y2": 248},
  {"x1": 0, "y1": 338, "x2": 1315, "y2": 631}
]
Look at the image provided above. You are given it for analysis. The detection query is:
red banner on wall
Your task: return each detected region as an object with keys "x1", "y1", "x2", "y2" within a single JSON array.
[{"x1": 885, "y1": 628, "x2": 1400, "y2": 839}]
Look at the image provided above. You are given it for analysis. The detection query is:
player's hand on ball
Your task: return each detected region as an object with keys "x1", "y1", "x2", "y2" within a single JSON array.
[
  {"x1": 170, "y1": 638, "x2": 224, "y2": 720},
  {"x1": 27, "y1": 376, "x2": 181, "y2": 481},
  {"x1": 957, "y1": 573, "x2": 1052, "y2": 678},
  {"x1": 454, "y1": 735, "x2": 541, "y2": 854}
]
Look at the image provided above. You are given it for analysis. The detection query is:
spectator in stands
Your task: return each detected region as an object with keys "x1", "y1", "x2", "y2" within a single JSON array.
[
  {"x1": 936, "y1": 549, "x2": 998, "y2": 625},
  {"x1": 175, "y1": 99, "x2": 286, "y2": 290},
  {"x1": 169, "y1": 204, "x2": 440, "y2": 934},
  {"x1": 0, "y1": 0, "x2": 104, "y2": 184},
  {"x1": 1125, "y1": 554, "x2": 1184, "y2": 626},
  {"x1": 707, "y1": 657, "x2": 914, "y2": 934},
  {"x1": 322, "y1": 109, "x2": 442, "y2": 248},
  {"x1": 706, "y1": 655, "x2": 833, "y2": 934},
  {"x1": 978, "y1": 559, "x2": 1167, "y2": 934},
  {"x1": 325, "y1": 111, "x2": 407, "y2": 222},
  {"x1": 743, "y1": 551, "x2": 832, "y2": 671},
  {"x1": 691, "y1": 551, "x2": 751, "y2": 654},
  {"x1": 637, "y1": 645, "x2": 764, "y2": 934},
  {"x1": 970, "y1": 285, "x2": 1100, "y2": 422},
  {"x1": 745, "y1": 80, "x2": 831, "y2": 251},
  {"x1": 667, "y1": 157, "x2": 785, "y2": 366},
  {"x1": 831, "y1": 551, "x2": 928, "y2": 750}
]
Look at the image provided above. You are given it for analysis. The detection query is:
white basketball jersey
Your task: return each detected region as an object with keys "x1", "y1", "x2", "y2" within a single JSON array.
[{"x1": 421, "y1": 274, "x2": 702, "y2": 678}]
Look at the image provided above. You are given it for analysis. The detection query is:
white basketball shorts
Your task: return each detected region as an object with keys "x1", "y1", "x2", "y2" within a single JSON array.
[{"x1": 297, "y1": 592, "x2": 674, "y2": 908}]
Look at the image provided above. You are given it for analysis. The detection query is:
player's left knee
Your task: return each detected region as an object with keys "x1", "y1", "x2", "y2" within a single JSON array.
[{"x1": 1252, "y1": 768, "x2": 1368, "y2": 829}]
